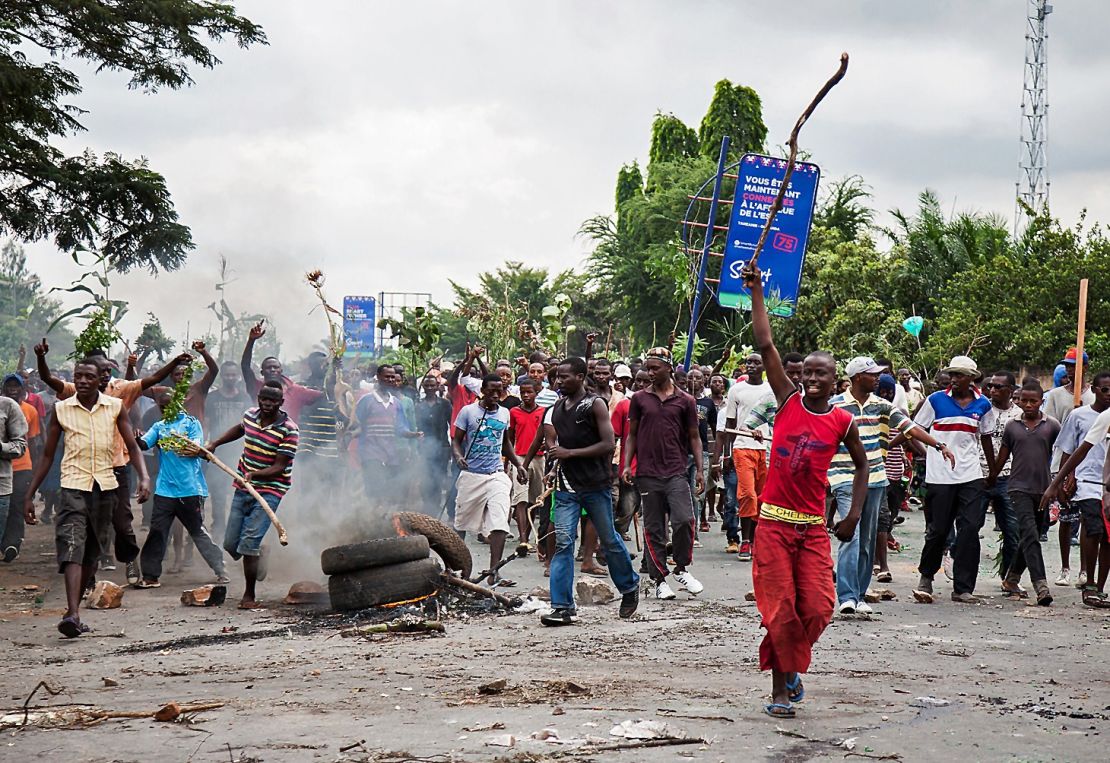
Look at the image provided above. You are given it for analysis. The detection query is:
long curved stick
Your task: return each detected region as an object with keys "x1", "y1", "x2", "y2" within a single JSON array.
[{"x1": 749, "y1": 53, "x2": 849, "y2": 269}]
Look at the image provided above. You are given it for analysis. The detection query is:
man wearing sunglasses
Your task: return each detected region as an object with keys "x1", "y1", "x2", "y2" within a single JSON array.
[{"x1": 911, "y1": 355, "x2": 997, "y2": 604}]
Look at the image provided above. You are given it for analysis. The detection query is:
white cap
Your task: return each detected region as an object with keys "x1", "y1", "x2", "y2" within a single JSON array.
[
  {"x1": 613, "y1": 363, "x2": 633, "y2": 379},
  {"x1": 844, "y1": 356, "x2": 886, "y2": 377}
]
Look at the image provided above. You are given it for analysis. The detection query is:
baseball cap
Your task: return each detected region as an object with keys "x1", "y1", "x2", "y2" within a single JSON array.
[
  {"x1": 2, "y1": 373, "x2": 24, "y2": 388},
  {"x1": 613, "y1": 363, "x2": 632, "y2": 379},
  {"x1": 844, "y1": 356, "x2": 886, "y2": 377},
  {"x1": 1062, "y1": 347, "x2": 1090, "y2": 365}
]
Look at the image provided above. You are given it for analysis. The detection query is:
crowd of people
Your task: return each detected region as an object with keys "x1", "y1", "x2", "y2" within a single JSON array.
[{"x1": 1, "y1": 274, "x2": 1109, "y2": 720}]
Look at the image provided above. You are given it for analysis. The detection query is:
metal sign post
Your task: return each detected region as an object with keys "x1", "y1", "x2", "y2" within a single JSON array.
[{"x1": 682, "y1": 136, "x2": 730, "y2": 371}]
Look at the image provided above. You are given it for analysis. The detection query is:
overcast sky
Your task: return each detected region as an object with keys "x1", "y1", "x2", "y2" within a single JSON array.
[{"x1": 22, "y1": 0, "x2": 1110, "y2": 359}]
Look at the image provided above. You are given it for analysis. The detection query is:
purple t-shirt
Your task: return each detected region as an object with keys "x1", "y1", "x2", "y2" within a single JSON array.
[{"x1": 627, "y1": 387, "x2": 698, "y2": 478}]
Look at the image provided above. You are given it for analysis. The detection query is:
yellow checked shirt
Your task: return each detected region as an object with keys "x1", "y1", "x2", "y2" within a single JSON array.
[{"x1": 55, "y1": 393, "x2": 122, "y2": 492}]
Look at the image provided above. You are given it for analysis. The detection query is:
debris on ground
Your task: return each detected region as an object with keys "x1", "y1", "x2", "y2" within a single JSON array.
[
  {"x1": 180, "y1": 584, "x2": 227, "y2": 607},
  {"x1": 85, "y1": 581, "x2": 124, "y2": 609},
  {"x1": 576, "y1": 578, "x2": 616, "y2": 605},
  {"x1": 485, "y1": 733, "x2": 516, "y2": 747},
  {"x1": 865, "y1": 588, "x2": 898, "y2": 602},
  {"x1": 283, "y1": 580, "x2": 329, "y2": 605},
  {"x1": 338, "y1": 616, "x2": 445, "y2": 638},
  {"x1": 911, "y1": 696, "x2": 951, "y2": 708},
  {"x1": 608, "y1": 718, "x2": 685, "y2": 740}
]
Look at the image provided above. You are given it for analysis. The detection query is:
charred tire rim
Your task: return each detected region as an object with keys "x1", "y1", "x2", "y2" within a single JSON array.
[
  {"x1": 327, "y1": 558, "x2": 440, "y2": 611},
  {"x1": 320, "y1": 535, "x2": 431, "y2": 576},
  {"x1": 392, "y1": 512, "x2": 473, "y2": 579}
]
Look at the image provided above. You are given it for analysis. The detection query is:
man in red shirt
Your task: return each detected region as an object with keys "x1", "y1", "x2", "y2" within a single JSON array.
[
  {"x1": 240, "y1": 321, "x2": 323, "y2": 425},
  {"x1": 742, "y1": 264, "x2": 869, "y2": 720},
  {"x1": 508, "y1": 379, "x2": 546, "y2": 547}
]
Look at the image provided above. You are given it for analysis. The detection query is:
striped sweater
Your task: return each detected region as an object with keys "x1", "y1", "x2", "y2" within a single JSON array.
[
  {"x1": 236, "y1": 407, "x2": 299, "y2": 497},
  {"x1": 827, "y1": 392, "x2": 915, "y2": 488}
]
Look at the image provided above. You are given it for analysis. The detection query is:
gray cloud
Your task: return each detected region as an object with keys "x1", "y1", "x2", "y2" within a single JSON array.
[{"x1": 22, "y1": 0, "x2": 1109, "y2": 359}]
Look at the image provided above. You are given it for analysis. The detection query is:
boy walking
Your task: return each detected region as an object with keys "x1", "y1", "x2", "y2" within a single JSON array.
[
  {"x1": 987, "y1": 381, "x2": 1060, "y2": 605},
  {"x1": 741, "y1": 264, "x2": 869, "y2": 719}
]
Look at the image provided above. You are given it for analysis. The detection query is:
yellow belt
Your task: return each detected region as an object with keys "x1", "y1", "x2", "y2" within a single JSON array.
[{"x1": 760, "y1": 502, "x2": 825, "y2": 525}]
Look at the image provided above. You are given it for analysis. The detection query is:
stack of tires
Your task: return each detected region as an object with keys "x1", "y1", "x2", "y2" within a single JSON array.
[{"x1": 321, "y1": 513, "x2": 473, "y2": 612}]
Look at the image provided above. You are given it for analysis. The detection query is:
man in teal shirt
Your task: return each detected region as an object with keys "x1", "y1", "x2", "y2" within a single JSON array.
[{"x1": 135, "y1": 388, "x2": 227, "y2": 588}]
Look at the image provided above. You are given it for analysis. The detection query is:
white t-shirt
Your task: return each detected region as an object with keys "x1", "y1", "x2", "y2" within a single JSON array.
[
  {"x1": 913, "y1": 391, "x2": 997, "y2": 485},
  {"x1": 719, "y1": 380, "x2": 773, "y2": 451}
]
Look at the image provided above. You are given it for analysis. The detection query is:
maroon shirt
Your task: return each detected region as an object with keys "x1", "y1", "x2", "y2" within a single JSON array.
[{"x1": 628, "y1": 386, "x2": 698, "y2": 478}]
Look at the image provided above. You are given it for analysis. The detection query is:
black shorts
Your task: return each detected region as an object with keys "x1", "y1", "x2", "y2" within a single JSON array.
[
  {"x1": 54, "y1": 485, "x2": 117, "y2": 572},
  {"x1": 1075, "y1": 498, "x2": 1107, "y2": 540}
]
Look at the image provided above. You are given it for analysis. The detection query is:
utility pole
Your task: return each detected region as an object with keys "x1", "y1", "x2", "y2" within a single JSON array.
[{"x1": 1015, "y1": 0, "x2": 1051, "y2": 236}]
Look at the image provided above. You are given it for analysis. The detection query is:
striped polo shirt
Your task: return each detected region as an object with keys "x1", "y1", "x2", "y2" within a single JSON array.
[
  {"x1": 236, "y1": 407, "x2": 299, "y2": 497},
  {"x1": 913, "y1": 388, "x2": 996, "y2": 485},
  {"x1": 827, "y1": 391, "x2": 915, "y2": 488}
]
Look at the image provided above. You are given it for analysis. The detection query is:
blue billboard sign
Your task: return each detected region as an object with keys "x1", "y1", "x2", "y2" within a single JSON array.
[
  {"x1": 343, "y1": 296, "x2": 377, "y2": 354},
  {"x1": 717, "y1": 153, "x2": 820, "y2": 317}
]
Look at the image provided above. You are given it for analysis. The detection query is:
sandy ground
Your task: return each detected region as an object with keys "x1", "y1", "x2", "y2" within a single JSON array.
[{"x1": 1, "y1": 504, "x2": 1107, "y2": 763}]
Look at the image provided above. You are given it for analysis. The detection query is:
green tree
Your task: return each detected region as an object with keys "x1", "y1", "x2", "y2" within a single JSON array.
[
  {"x1": 697, "y1": 79, "x2": 768, "y2": 158},
  {"x1": 0, "y1": 1, "x2": 265, "y2": 272},
  {"x1": 0, "y1": 239, "x2": 75, "y2": 365},
  {"x1": 926, "y1": 209, "x2": 1110, "y2": 372}
]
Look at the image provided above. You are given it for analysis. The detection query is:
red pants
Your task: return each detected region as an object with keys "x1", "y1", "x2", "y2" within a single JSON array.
[
  {"x1": 752, "y1": 518, "x2": 836, "y2": 673},
  {"x1": 733, "y1": 449, "x2": 767, "y2": 519}
]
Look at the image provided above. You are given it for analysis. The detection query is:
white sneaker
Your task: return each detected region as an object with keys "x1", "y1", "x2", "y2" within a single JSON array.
[
  {"x1": 942, "y1": 552, "x2": 954, "y2": 580},
  {"x1": 654, "y1": 581, "x2": 677, "y2": 600},
  {"x1": 855, "y1": 601, "x2": 874, "y2": 614},
  {"x1": 1055, "y1": 569, "x2": 1070, "y2": 586},
  {"x1": 839, "y1": 600, "x2": 857, "y2": 615},
  {"x1": 1076, "y1": 570, "x2": 1088, "y2": 588},
  {"x1": 673, "y1": 570, "x2": 704, "y2": 595}
]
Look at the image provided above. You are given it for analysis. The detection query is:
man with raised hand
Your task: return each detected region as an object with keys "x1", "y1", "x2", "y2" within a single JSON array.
[{"x1": 740, "y1": 263, "x2": 868, "y2": 720}]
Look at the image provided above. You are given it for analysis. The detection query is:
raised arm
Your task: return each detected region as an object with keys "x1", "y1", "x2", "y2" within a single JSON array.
[
  {"x1": 241, "y1": 321, "x2": 265, "y2": 397},
  {"x1": 140, "y1": 352, "x2": 191, "y2": 391},
  {"x1": 741, "y1": 264, "x2": 794, "y2": 404},
  {"x1": 33, "y1": 339, "x2": 64, "y2": 394},
  {"x1": 191, "y1": 341, "x2": 219, "y2": 394}
]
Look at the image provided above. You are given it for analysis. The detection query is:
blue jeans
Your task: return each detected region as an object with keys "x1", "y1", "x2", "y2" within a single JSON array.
[
  {"x1": 833, "y1": 484, "x2": 885, "y2": 605},
  {"x1": 983, "y1": 477, "x2": 1018, "y2": 577},
  {"x1": 224, "y1": 490, "x2": 282, "y2": 559},
  {"x1": 0, "y1": 495, "x2": 10, "y2": 551},
  {"x1": 550, "y1": 489, "x2": 639, "y2": 610},
  {"x1": 721, "y1": 461, "x2": 739, "y2": 543}
]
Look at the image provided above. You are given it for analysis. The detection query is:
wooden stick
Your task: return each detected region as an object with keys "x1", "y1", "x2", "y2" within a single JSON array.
[
  {"x1": 439, "y1": 572, "x2": 521, "y2": 609},
  {"x1": 604, "y1": 323, "x2": 613, "y2": 355},
  {"x1": 198, "y1": 445, "x2": 288, "y2": 546},
  {"x1": 749, "y1": 53, "x2": 849, "y2": 269},
  {"x1": 632, "y1": 511, "x2": 642, "y2": 552},
  {"x1": 1075, "y1": 278, "x2": 1089, "y2": 409},
  {"x1": 723, "y1": 427, "x2": 760, "y2": 439}
]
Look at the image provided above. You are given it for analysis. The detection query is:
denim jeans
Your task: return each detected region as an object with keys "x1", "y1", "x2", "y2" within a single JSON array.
[
  {"x1": 224, "y1": 490, "x2": 282, "y2": 559},
  {"x1": 550, "y1": 488, "x2": 639, "y2": 610},
  {"x1": 983, "y1": 477, "x2": 1018, "y2": 577},
  {"x1": 721, "y1": 461, "x2": 739, "y2": 543},
  {"x1": 0, "y1": 495, "x2": 10, "y2": 553},
  {"x1": 833, "y1": 484, "x2": 885, "y2": 605}
]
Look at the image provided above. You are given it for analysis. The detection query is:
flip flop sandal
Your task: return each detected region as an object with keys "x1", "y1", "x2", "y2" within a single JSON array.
[
  {"x1": 493, "y1": 577, "x2": 517, "y2": 588},
  {"x1": 876, "y1": 571, "x2": 893, "y2": 583},
  {"x1": 238, "y1": 600, "x2": 264, "y2": 610},
  {"x1": 134, "y1": 579, "x2": 161, "y2": 589},
  {"x1": 785, "y1": 674, "x2": 805, "y2": 703},
  {"x1": 57, "y1": 616, "x2": 90, "y2": 638},
  {"x1": 764, "y1": 702, "x2": 795, "y2": 719},
  {"x1": 1082, "y1": 588, "x2": 1110, "y2": 608}
]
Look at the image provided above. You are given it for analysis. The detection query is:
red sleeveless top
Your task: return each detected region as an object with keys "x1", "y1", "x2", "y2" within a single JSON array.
[{"x1": 761, "y1": 393, "x2": 853, "y2": 516}]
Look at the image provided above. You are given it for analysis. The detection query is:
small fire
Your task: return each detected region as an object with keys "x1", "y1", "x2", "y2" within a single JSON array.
[
  {"x1": 391, "y1": 516, "x2": 408, "y2": 537},
  {"x1": 379, "y1": 590, "x2": 437, "y2": 609}
]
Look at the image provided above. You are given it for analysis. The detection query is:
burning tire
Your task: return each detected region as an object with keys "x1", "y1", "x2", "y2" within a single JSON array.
[
  {"x1": 392, "y1": 512, "x2": 473, "y2": 579},
  {"x1": 320, "y1": 535, "x2": 430, "y2": 576},
  {"x1": 328, "y1": 558, "x2": 440, "y2": 611}
]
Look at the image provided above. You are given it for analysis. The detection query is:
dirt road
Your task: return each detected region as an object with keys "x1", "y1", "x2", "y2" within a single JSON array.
[{"x1": 1, "y1": 509, "x2": 1106, "y2": 762}]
